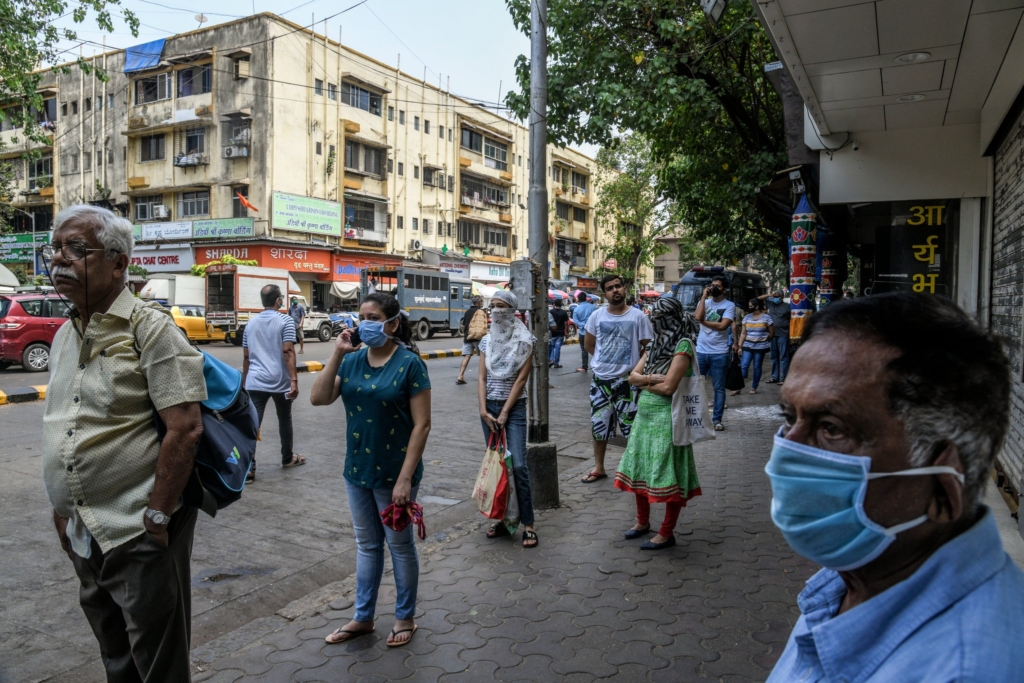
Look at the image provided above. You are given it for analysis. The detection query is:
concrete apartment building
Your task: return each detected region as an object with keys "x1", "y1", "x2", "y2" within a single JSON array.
[{"x1": 1, "y1": 13, "x2": 606, "y2": 305}]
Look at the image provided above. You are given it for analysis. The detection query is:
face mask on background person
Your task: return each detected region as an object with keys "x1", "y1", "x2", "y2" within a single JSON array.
[
  {"x1": 358, "y1": 315, "x2": 398, "y2": 348},
  {"x1": 710, "y1": 286, "x2": 722, "y2": 297},
  {"x1": 490, "y1": 308, "x2": 517, "y2": 324},
  {"x1": 764, "y1": 428, "x2": 965, "y2": 571},
  {"x1": 769, "y1": 297, "x2": 781, "y2": 304}
]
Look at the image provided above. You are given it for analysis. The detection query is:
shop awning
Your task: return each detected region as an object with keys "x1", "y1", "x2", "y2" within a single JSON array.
[
  {"x1": 124, "y1": 39, "x2": 165, "y2": 73},
  {"x1": 331, "y1": 281, "x2": 360, "y2": 300}
]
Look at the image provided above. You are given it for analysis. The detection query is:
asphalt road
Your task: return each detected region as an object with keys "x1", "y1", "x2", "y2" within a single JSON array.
[{"x1": 0, "y1": 348, "x2": 599, "y2": 683}]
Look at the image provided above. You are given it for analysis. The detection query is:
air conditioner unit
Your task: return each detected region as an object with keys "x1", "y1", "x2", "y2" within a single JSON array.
[
  {"x1": 409, "y1": 239, "x2": 422, "y2": 251},
  {"x1": 151, "y1": 205, "x2": 170, "y2": 219},
  {"x1": 223, "y1": 145, "x2": 249, "y2": 159}
]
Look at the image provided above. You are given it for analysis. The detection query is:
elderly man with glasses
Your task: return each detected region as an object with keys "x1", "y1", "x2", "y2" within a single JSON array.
[
  {"x1": 767, "y1": 291, "x2": 1024, "y2": 682},
  {"x1": 40, "y1": 205, "x2": 207, "y2": 683}
]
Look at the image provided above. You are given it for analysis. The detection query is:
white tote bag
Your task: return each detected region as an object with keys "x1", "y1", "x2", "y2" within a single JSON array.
[{"x1": 671, "y1": 354, "x2": 716, "y2": 447}]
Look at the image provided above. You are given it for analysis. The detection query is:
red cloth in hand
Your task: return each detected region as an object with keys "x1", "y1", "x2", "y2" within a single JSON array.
[{"x1": 380, "y1": 502, "x2": 426, "y2": 540}]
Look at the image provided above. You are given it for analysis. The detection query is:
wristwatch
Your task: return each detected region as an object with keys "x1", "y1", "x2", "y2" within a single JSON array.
[{"x1": 145, "y1": 508, "x2": 170, "y2": 526}]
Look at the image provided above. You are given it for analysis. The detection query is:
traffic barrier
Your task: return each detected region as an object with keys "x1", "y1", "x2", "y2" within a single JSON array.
[{"x1": 0, "y1": 385, "x2": 47, "y2": 405}]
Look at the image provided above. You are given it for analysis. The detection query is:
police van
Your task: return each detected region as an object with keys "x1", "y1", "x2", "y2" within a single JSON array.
[{"x1": 672, "y1": 266, "x2": 767, "y2": 312}]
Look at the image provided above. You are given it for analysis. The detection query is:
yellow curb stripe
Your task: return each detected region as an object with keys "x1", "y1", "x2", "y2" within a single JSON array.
[
  {"x1": 305, "y1": 361, "x2": 324, "y2": 372},
  {"x1": 0, "y1": 390, "x2": 7, "y2": 406},
  {"x1": 33, "y1": 385, "x2": 47, "y2": 400}
]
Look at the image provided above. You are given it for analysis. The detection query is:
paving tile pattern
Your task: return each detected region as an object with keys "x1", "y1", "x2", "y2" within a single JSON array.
[{"x1": 197, "y1": 393, "x2": 818, "y2": 682}]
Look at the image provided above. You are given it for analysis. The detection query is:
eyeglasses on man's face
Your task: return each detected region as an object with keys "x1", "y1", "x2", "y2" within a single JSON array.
[{"x1": 38, "y1": 242, "x2": 108, "y2": 262}]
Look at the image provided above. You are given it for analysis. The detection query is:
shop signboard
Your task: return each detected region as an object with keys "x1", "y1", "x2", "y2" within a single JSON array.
[
  {"x1": 326, "y1": 254, "x2": 403, "y2": 282},
  {"x1": 470, "y1": 262, "x2": 510, "y2": 282},
  {"x1": 576, "y1": 276, "x2": 598, "y2": 289},
  {"x1": 136, "y1": 221, "x2": 193, "y2": 241},
  {"x1": 130, "y1": 244, "x2": 194, "y2": 272},
  {"x1": 874, "y1": 200, "x2": 957, "y2": 297},
  {"x1": 264, "y1": 245, "x2": 330, "y2": 273},
  {"x1": 193, "y1": 217, "x2": 254, "y2": 239},
  {"x1": 603, "y1": 258, "x2": 617, "y2": 269},
  {"x1": 421, "y1": 249, "x2": 471, "y2": 277},
  {"x1": 272, "y1": 192, "x2": 342, "y2": 237},
  {"x1": 0, "y1": 233, "x2": 49, "y2": 263}
]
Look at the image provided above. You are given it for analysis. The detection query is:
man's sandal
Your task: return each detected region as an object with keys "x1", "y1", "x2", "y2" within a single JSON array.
[
  {"x1": 324, "y1": 626, "x2": 373, "y2": 644},
  {"x1": 283, "y1": 454, "x2": 307, "y2": 468},
  {"x1": 486, "y1": 522, "x2": 510, "y2": 539},
  {"x1": 386, "y1": 625, "x2": 418, "y2": 647},
  {"x1": 581, "y1": 472, "x2": 608, "y2": 484},
  {"x1": 522, "y1": 530, "x2": 539, "y2": 548}
]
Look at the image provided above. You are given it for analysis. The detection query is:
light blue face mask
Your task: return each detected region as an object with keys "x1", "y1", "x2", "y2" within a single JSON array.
[
  {"x1": 765, "y1": 428, "x2": 965, "y2": 571},
  {"x1": 358, "y1": 314, "x2": 399, "y2": 348}
]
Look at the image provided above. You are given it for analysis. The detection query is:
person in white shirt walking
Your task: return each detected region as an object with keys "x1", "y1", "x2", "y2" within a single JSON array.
[{"x1": 580, "y1": 274, "x2": 653, "y2": 484}]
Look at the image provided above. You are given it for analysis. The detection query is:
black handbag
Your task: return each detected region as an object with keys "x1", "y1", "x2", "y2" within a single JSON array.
[{"x1": 726, "y1": 351, "x2": 745, "y2": 391}]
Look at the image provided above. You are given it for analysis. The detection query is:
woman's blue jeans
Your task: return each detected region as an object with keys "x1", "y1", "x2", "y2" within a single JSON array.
[
  {"x1": 740, "y1": 348, "x2": 768, "y2": 390},
  {"x1": 346, "y1": 480, "x2": 420, "y2": 622},
  {"x1": 480, "y1": 398, "x2": 535, "y2": 526}
]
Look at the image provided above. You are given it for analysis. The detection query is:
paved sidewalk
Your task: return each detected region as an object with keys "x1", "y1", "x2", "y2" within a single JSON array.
[{"x1": 193, "y1": 387, "x2": 817, "y2": 682}]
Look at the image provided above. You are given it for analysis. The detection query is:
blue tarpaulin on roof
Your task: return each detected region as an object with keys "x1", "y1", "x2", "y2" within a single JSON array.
[{"x1": 124, "y1": 39, "x2": 166, "y2": 73}]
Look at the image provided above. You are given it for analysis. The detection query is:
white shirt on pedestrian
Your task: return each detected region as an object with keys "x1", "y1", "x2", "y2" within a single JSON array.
[
  {"x1": 587, "y1": 306, "x2": 653, "y2": 380},
  {"x1": 696, "y1": 298, "x2": 736, "y2": 355},
  {"x1": 242, "y1": 310, "x2": 297, "y2": 393}
]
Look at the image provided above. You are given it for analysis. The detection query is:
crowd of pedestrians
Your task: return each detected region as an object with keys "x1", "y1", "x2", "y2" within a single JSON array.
[{"x1": 36, "y1": 203, "x2": 1024, "y2": 681}]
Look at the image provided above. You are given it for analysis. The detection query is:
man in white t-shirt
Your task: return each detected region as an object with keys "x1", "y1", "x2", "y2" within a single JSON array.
[
  {"x1": 694, "y1": 275, "x2": 736, "y2": 430},
  {"x1": 581, "y1": 274, "x2": 653, "y2": 484}
]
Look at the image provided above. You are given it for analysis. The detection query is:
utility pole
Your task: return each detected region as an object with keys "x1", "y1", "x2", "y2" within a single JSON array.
[{"x1": 525, "y1": 0, "x2": 558, "y2": 508}]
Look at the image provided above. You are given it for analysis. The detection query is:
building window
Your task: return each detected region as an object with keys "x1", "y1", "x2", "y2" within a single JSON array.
[
  {"x1": 95, "y1": 150, "x2": 103, "y2": 168},
  {"x1": 60, "y1": 102, "x2": 67, "y2": 117},
  {"x1": 460, "y1": 127, "x2": 482, "y2": 153},
  {"x1": 573, "y1": 207, "x2": 586, "y2": 224},
  {"x1": 449, "y1": 128, "x2": 453, "y2": 142},
  {"x1": 439, "y1": 125, "x2": 444, "y2": 139},
  {"x1": 70, "y1": 100, "x2": 78, "y2": 115},
  {"x1": 424, "y1": 120, "x2": 431, "y2": 135},
  {"x1": 135, "y1": 73, "x2": 170, "y2": 104},
  {"x1": 556, "y1": 238, "x2": 588, "y2": 267},
  {"x1": 234, "y1": 56, "x2": 250, "y2": 79},
  {"x1": 572, "y1": 171, "x2": 588, "y2": 194},
  {"x1": 344, "y1": 141, "x2": 383, "y2": 176},
  {"x1": 341, "y1": 81, "x2": 382, "y2": 115},
  {"x1": 327, "y1": 82, "x2": 337, "y2": 100},
  {"x1": 518, "y1": 154, "x2": 522, "y2": 167},
  {"x1": 446, "y1": 222, "x2": 453, "y2": 236},
  {"x1": 423, "y1": 167, "x2": 436, "y2": 186},
  {"x1": 388, "y1": 106, "x2": 394, "y2": 121},
  {"x1": 556, "y1": 201, "x2": 570, "y2": 221},
  {"x1": 83, "y1": 153, "x2": 91, "y2": 172},
  {"x1": 387, "y1": 158, "x2": 394, "y2": 173},
  {"x1": 398, "y1": 161, "x2": 404, "y2": 176},
  {"x1": 107, "y1": 148, "x2": 114, "y2": 165},
  {"x1": 84, "y1": 97, "x2": 92, "y2": 112},
  {"x1": 345, "y1": 140, "x2": 358, "y2": 170},
  {"x1": 27, "y1": 156, "x2": 51, "y2": 190},
  {"x1": 654, "y1": 266, "x2": 665, "y2": 281},
  {"x1": 178, "y1": 191, "x2": 209, "y2": 217},
  {"x1": 448, "y1": 174, "x2": 454, "y2": 192},
  {"x1": 95, "y1": 95, "x2": 102, "y2": 111},
  {"x1": 316, "y1": 141, "x2": 322, "y2": 155},
  {"x1": 232, "y1": 187, "x2": 249, "y2": 217},
  {"x1": 484, "y1": 138, "x2": 508, "y2": 171},
  {"x1": 134, "y1": 194, "x2": 163, "y2": 221},
  {"x1": 184, "y1": 127, "x2": 205, "y2": 154},
  {"x1": 414, "y1": 116, "x2": 420, "y2": 131},
  {"x1": 344, "y1": 197, "x2": 384, "y2": 236},
  {"x1": 107, "y1": 93, "x2": 115, "y2": 109},
  {"x1": 461, "y1": 175, "x2": 509, "y2": 208},
  {"x1": 422, "y1": 219, "x2": 431, "y2": 235},
  {"x1": 456, "y1": 221, "x2": 510, "y2": 255},
  {"x1": 399, "y1": 110, "x2": 405, "y2": 124},
  {"x1": 397, "y1": 215, "x2": 404, "y2": 230},
  {"x1": 412, "y1": 217, "x2": 418, "y2": 231},
  {"x1": 177, "y1": 65, "x2": 212, "y2": 97},
  {"x1": 314, "y1": 79, "x2": 324, "y2": 96},
  {"x1": 413, "y1": 165, "x2": 419, "y2": 179}
]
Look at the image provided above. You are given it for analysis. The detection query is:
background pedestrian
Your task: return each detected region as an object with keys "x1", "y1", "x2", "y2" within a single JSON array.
[
  {"x1": 243, "y1": 284, "x2": 305, "y2": 481},
  {"x1": 548, "y1": 299, "x2": 569, "y2": 368},
  {"x1": 310, "y1": 292, "x2": 431, "y2": 648},
  {"x1": 478, "y1": 290, "x2": 537, "y2": 548},
  {"x1": 289, "y1": 296, "x2": 306, "y2": 355},
  {"x1": 457, "y1": 295, "x2": 486, "y2": 385},
  {"x1": 572, "y1": 292, "x2": 596, "y2": 372},
  {"x1": 581, "y1": 275, "x2": 653, "y2": 483},
  {"x1": 615, "y1": 297, "x2": 702, "y2": 550},
  {"x1": 694, "y1": 275, "x2": 736, "y2": 430},
  {"x1": 759, "y1": 289, "x2": 791, "y2": 384},
  {"x1": 738, "y1": 298, "x2": 774, "y2": 394}
]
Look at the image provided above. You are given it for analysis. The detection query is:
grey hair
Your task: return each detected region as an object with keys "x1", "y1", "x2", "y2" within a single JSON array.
[
  {"x1": 804, "y1": 292, "x2": 1010, "y2": 508},
  {"x1": 53, "y1": 204, "x2": 134, "y2": 261}
]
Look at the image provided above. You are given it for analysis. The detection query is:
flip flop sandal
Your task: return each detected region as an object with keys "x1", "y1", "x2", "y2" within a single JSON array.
[
  {"x1": 486, "y1": 522, "x2": 510, "y2": 538},
  {"x1": 522, "y1": 530, "x2": 539, "y2": 548},
  {"x1": 386, "y1": 625, "x2": 418, "y2": 648},
  {"x1": 283, "y1": 454, "x2": 307, "y2": 468},
  {"x1": 324, "y1": 626, "x2": 374, "y2": 644},
  {"x1": 455, "y1": 379, "x2": 467, "y2": 385},
  {"x1": 581, "y1": 472, "x2": 608, "y2": 484}
]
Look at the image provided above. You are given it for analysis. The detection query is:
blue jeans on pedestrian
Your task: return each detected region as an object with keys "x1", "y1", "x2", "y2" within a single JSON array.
[
  {"x1": 578, "y1": 333, "x2": 589, "y2": 370},
  {"x1": 696, "y1": 352, "x2": 729, "y2": 424},
  {"x1": 740, "y1": 348, "x2": 768, "y2": 390},
  {"x1": 769, "y1": 335, "x2": 790, "y2": 381},
  {"x1": 480, "y1": 398, "x2": 535, "y2": 526},
  {"x1": 548, "y1": 336, "x2": 564, "y2": 366},
  {"x1": 346, "y1": 480, "x2": 420, "y2": 622}
]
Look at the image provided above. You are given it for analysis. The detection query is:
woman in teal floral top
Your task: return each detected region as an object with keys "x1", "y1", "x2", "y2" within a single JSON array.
[{"x1": 310, "y1": 293, "x2": 431, "y2": 648}]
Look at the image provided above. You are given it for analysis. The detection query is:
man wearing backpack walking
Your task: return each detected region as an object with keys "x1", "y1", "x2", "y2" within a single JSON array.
[
  {"x1": 456, "y1": 295, "x2": 487, "y2": 385},
  {"x1": 243, "y1": 284, "x2": 306, "y2": 479},
  {"x1": 41, "y1": 205, "x2": 207, "y2": 683}
]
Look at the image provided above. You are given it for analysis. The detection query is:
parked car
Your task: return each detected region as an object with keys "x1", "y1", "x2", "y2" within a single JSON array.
[
  {"x1": 0, "y1": 293, "x2": 72, "y2": 372},
  {"x1": 170, "y1": 304, "x2": 226, "y2": 343}
]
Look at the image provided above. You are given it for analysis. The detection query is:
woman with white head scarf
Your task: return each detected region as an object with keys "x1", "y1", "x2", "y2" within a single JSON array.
[{"x1": 478, "y1": 289, "x2": 539, "y2": 548}]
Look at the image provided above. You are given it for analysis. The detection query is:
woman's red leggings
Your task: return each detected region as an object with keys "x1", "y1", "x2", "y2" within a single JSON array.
[{"x1": 635, "y1": 494, "x2": 683, "y2": 537}]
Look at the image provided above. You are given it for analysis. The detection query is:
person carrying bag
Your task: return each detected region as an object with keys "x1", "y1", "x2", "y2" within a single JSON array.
[{"x1": 671, "y1": 354, "x2": 716, "y2": 447}]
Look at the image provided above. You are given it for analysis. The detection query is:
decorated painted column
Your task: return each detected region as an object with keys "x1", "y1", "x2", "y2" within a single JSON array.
[{"x1": 789, "y1": 195, "x2": 817, "y2": 340}]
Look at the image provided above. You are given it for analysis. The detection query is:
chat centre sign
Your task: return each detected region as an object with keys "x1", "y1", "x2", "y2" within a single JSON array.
[{"x1": 272, "y1": 192, "x2": 341, "y2": 237}]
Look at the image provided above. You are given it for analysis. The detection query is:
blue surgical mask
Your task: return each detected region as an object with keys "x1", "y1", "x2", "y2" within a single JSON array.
[
  {"x1": 765, "y1": 429, "x2": 964, "y2": 571},
  {"x1": 358, "y1": 315, "x2": 398, "y2": 348},
  {"x1": 769, "y1": 297, "x2": 781, "y2": 304}
]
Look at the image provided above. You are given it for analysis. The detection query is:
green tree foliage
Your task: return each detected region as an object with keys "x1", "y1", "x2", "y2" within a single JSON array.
[
  {"x1": 0, "y1": 160, "x2": 18, "y2": 231},
  {"x1": 0, "y1": 0, "x2": 138, "y2": 146},
  {"x1": 505, "y1": 0, "x2": 786, "y2": 262}
]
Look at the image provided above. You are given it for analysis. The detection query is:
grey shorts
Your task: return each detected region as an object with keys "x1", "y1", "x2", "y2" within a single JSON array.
[{"x1": 462, "y1": 340, "x2": 480, "y2": 356}]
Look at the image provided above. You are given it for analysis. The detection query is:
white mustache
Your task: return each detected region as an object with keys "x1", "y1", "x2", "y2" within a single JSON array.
[{"x1": 50, "y1": 265, "x2": 80, "y2": 281}]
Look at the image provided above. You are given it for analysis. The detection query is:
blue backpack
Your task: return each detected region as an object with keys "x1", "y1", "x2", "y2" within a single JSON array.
[{"x1": 134, "y1": 311, "x2": 257, "y2": 517}]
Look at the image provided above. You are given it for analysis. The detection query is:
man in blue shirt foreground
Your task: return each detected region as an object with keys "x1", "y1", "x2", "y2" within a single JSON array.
[{"x1": 768, "y1": 291, "x2": 1024, "y2": 682}]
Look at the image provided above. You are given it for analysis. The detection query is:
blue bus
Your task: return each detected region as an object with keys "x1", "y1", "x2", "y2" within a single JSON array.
[{"x1": 360, "y1": 266, "x2": 474, "y2": 340}]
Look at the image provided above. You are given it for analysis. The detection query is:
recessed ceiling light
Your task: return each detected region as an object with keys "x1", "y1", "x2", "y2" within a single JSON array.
[
  {"x1": 895, "y1": 52, "x2": 931, "y2": 64},
  {"x1": 897, "y1": 94, "x2": 927, "y2": 102}
]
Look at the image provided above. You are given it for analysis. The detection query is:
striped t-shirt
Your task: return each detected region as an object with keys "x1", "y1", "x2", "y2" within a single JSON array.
[
  {"x1": 741, "y1": 313, "x2": 773, "y2": 351},
  {"x1": 479, "y1": 334, "x2": 529, "y2": 401},
  {"x1": 242, "y1": 310, "x2": 298, "y2": 393}
]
